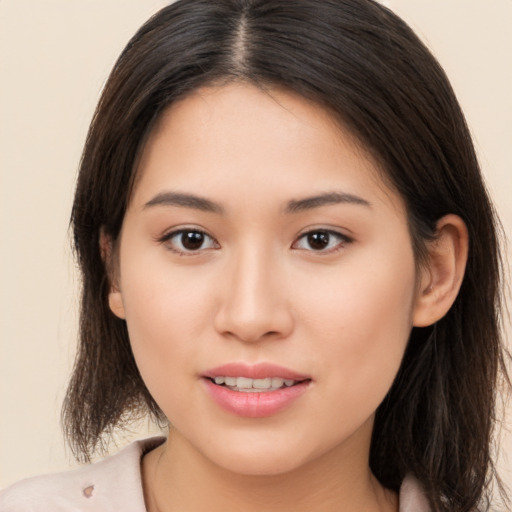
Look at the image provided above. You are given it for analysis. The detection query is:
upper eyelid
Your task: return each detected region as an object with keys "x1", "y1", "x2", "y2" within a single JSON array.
[
  {"x1": 296, "y1": 223, "x2": 354, "y2": 236},
  {"x1": 295, "y1": 227, "x2": 352, "y2": 241},
  {"x1": 158, "y1": 226, "x2": 214, "y2": 241}
]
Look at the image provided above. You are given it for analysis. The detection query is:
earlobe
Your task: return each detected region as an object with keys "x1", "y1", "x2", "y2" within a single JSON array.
[
  {"x1": 413, "y1": 214, "x2": 468, "y2": 327},
  {"x1": 108, "y1": 290, "x2": 126, "y2": 319},
  {"x1": 99, "y1": 228, "x2": 126, "y2": 320}
]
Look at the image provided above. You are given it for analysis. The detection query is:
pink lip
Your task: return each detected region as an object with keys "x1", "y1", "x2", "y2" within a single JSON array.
[
  {"x1": 203, "y1": 362, "x2": 310, "y2": 381},
  {"x1": 201, "y1": 363, "x2": 311, "y2": 418}
]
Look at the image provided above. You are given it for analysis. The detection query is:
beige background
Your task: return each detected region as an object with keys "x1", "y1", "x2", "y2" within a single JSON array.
[{"x1": 1, "y1": 0, "x2": 511, "y2": 498}]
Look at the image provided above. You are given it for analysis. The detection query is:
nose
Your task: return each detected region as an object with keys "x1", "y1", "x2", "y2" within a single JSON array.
[{"x1": 213, "y1": 246, "x2": 294, "y2": 343}]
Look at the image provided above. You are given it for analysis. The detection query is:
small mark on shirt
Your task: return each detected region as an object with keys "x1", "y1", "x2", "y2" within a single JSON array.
[{"x1": 83, "y1": 485, "x2": 94, "y2": 498}]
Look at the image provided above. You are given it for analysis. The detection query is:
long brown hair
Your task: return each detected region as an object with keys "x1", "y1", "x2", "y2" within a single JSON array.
[{"x1": 64, "y1": 1, "x2": 509, "y2": 510}]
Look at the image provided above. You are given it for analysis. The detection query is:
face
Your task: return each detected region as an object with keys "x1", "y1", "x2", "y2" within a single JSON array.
[{"x1": 109, "y1": 83, "x2": 424, "y2": 476}]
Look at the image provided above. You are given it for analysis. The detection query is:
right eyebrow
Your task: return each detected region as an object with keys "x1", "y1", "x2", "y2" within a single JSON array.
[{"x1": 143, "y1": 191, "x2": 224, "y2": 214}]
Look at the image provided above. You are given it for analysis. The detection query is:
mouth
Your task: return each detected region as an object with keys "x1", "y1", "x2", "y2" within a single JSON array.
[
  {"x1": 206, "y1": 376, "x2": 310, "y2": 392},
  {"x1": 201, "y1": 363, "x2": 311, "y2": 417}
]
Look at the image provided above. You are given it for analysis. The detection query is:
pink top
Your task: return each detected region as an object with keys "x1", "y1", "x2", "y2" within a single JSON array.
[{"x1": 0, "y1": 437, "x2": 431, "y2": 511}]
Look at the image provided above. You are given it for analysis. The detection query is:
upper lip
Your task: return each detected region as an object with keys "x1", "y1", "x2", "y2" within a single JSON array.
[{"x1": 203, "y1": 362, "x2": 311, "y2": 381}]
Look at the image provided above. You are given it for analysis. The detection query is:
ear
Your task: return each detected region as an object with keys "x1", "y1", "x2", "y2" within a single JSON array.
[
  {"x1": 99, "y1": 228, "x2": 126, "y2": 319},
  {"x1": 413, "y1": 214, "x2": 468, "y2": 327}
]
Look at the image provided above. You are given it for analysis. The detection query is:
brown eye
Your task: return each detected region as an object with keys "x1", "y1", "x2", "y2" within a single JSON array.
[
  {"x1": 181, "y1": 231, "x2": 206, "y2": 250},
  {"x1": 307, "y1": 231, "x2": 330, "y2": 250},
  {"x1": 161, "y1": 229, "x2": 218, "y2": 254},
  {"x1": 293, "y1": 229, "x2": 351, "y2": 253}
]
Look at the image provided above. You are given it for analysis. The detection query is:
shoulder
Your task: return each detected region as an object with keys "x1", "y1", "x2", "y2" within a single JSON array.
[
  {"x1": 399, "y1": 475, "x2": 431, "y2": 512},
  {"x1": 0, "y1": 437, "x2": 165, "y2": 512}
]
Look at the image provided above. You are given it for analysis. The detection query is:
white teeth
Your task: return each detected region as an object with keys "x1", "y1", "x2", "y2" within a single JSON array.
[
  {"x1": 236, "y1": 377, "x2": 253, "y2": 389},
  {"x1": 253, "y1": 378, "x2": 272, "y2": 389},
  {"x1": 212, "y1": 376, "x2": 301, "y2": 391},
  {"x1": 271, "y1": 377, "x2": 284, "y2": 388}
]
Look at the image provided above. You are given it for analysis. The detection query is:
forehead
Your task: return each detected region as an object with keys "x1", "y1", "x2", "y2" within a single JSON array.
[
  {"x1": 149, "y1": 82, "x2": 365, "y2": 162},
  {"x1": 131, "y1": 82, "x2": 404, "y2": 215}
]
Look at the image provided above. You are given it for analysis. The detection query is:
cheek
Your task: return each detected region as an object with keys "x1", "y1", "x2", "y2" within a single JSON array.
[
  {"x1": 118, "y1": 253, "x2": 216, "y2": 408},
  {"x1": 297, "y1": 249, "x2": 416, "y2": 413}
]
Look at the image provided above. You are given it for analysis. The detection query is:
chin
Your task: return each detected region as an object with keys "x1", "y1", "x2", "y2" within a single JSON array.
[
  {"x1": 195, "y1": 433, "x2": 317, "y2": 477},
  {"x1": 214, "y1": 450, "x2": 307, "y2": 477}
]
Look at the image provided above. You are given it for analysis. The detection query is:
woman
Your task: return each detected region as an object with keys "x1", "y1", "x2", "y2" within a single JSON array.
[{"x1": 1, "y1": 1, "x2": 509, "y2": 511}]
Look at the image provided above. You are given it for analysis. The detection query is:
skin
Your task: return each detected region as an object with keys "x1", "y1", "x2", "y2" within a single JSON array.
[{"x1": 106, "y1": 82, "x2": 468, "y2": 512}]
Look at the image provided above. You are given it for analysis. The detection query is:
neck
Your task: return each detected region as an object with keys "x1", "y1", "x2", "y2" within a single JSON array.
[{"x1": 142, "y1": 426, "x2": 397, "y2": 512}]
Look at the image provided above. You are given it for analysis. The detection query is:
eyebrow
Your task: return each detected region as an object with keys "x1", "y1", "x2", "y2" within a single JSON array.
[
  {"x1": 285, "y1": 192, "x2": 371, "y2": 213},
  {"x1": 144, "y1": 192, "x2": 224, "y2": 214},
  {"x1": 143, "y1": 190, "x2": 370, "y2": 215}
]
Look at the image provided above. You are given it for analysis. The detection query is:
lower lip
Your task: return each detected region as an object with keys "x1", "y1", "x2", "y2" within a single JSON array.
[{"x1": 202, "y1": 379, "x2": 310, "y2": 418}]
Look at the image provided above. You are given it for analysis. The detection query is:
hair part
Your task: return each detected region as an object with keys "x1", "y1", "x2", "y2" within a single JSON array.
[{"x1": 64, "y1": 1, "x2": 509, "y2": 510}]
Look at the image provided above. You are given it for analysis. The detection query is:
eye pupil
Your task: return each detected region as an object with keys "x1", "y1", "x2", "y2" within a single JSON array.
[
  {"x1": 307, "y1": 231, "x2": 330, "y2": 250},
  {"x1": 181, "y1": 231, "x2": 204, "y2": 250}
]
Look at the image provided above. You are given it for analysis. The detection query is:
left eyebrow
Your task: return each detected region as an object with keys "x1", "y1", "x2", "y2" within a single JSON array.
[{"x1": 285, "y1": 192, "x2": 371, "y2": 213}]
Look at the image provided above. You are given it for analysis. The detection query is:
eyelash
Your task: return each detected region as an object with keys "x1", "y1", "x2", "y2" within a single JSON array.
[
  {"x1": 292, "y1": 229, "x2": 352, "y2": 254},
  {"x1": 158, "y1": 228, "x2": 352, "y2": 255},
  {"x1": 158, "y1": 228, "x2": 219, "y2": 255}
]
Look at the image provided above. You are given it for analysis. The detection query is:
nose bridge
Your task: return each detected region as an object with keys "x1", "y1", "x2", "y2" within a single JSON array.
[{"x1": 214, "y1": 241, "x2": 292, "y2": 342}]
